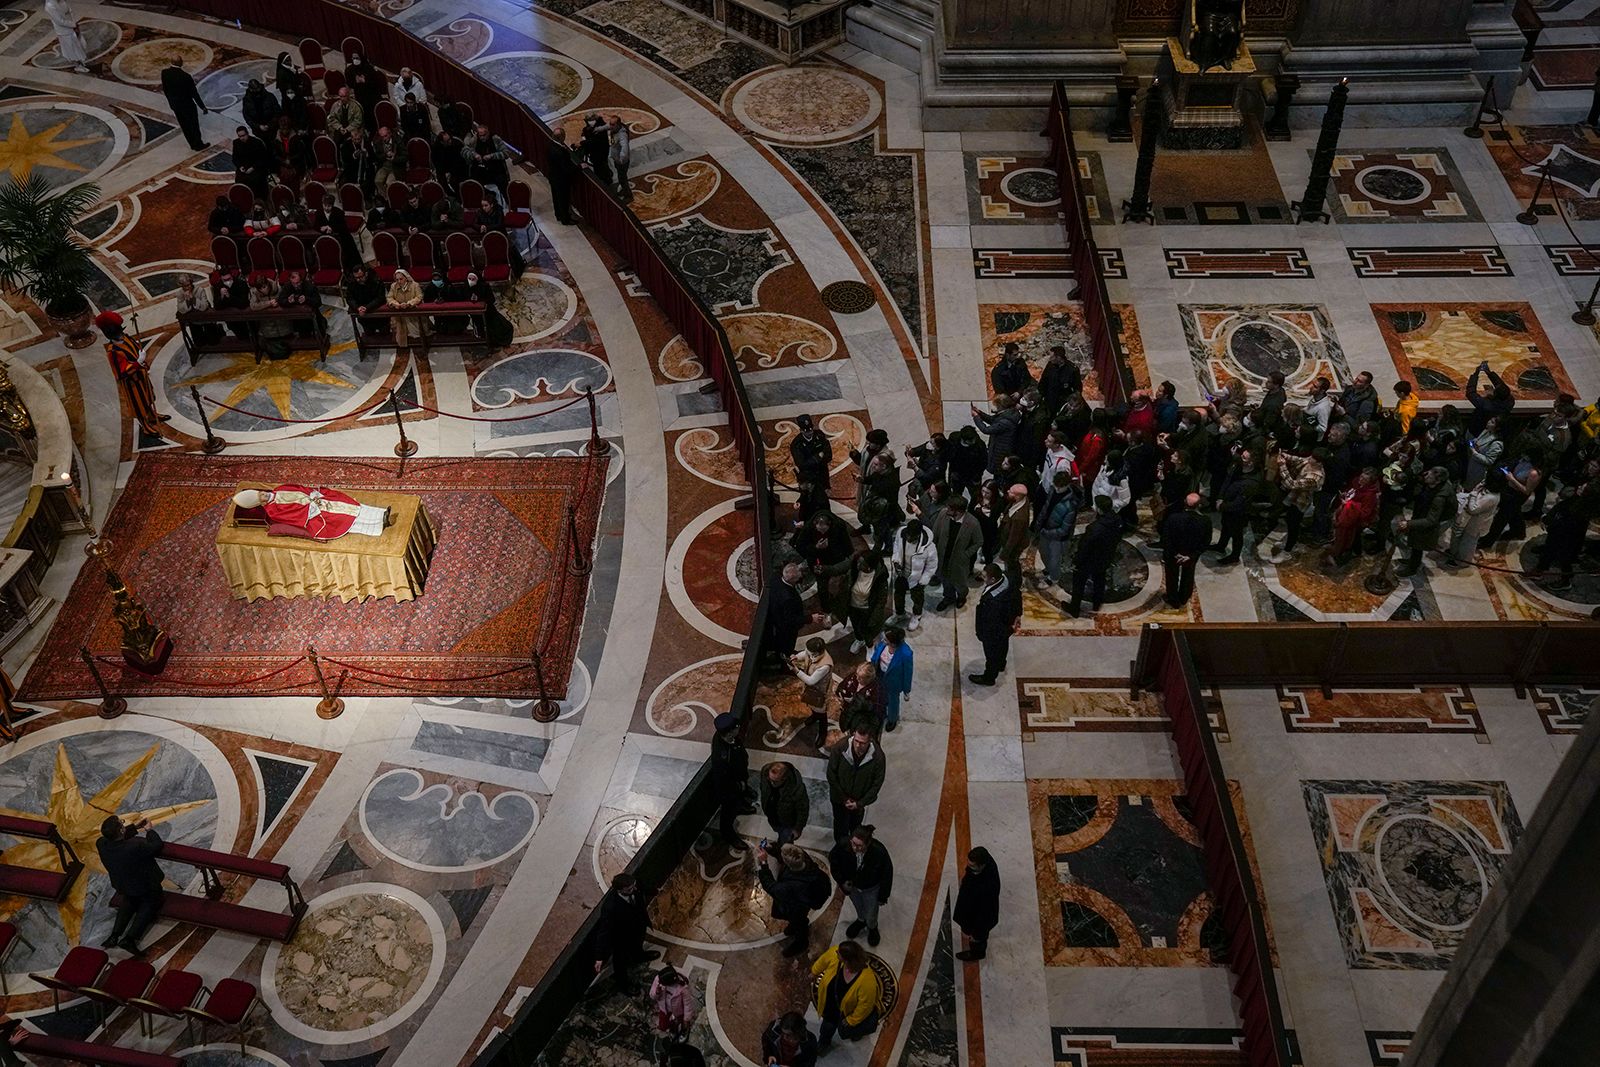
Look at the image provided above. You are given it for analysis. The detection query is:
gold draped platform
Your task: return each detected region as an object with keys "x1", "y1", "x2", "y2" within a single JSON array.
[{"x1": 215, "y1": 484, "x2": 437, "y2": 603}]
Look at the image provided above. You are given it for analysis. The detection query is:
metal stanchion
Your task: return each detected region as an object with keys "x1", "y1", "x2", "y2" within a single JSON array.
[
  {"x1": 390, "y1": 390, "x2": 417, "y2": 459},
  {"x1": 1517, "y1": 166, "x2": 1550, "y2": 225},
  {"x1": 79, "y1": 647, "x2": 126, "y2": 719},
  {"x1": 1573, "y1": 273, "x2": 1600, "y2": 326},
  {"x1": 189, "y1": 387, "x2": 226, "y2": 454},
  {"x1": 530, "y1": 649, "x2": 559, "y2": 722},
  {"x1": 585, "y1": 385, "x2": 609, "y2": 456},
  {"x1": 1462, "y1": 79, "x2": 1500, "y2": 139},
  {"x1": 565, "y1": 503, "x2": 592, "y2": 576},
  {"x1": 307, "y1": 646, "x2": 345, "y2": 720}
]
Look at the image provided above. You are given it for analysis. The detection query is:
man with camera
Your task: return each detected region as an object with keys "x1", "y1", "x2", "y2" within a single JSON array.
[{"x1": 97, "y1": 815, "x2": 167, "y2": 956}]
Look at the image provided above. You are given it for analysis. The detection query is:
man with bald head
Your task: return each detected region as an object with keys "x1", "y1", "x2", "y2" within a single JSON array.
[{"x1": 1159, "y1": 492, "x2": 1212, "y2": 609}]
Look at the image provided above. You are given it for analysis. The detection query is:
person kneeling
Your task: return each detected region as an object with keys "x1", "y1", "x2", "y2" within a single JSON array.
[{"x1": 811, "y1": 939, "x2": 881, "y2": 1051}]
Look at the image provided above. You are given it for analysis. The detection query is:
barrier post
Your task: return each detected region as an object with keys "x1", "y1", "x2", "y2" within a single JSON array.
[
  {"x1": 1572, "y1": 273, "x2": 1600, "y2": 326},
  {"x1": 1463, "y1": 78, "x2": 1500, "y2": 139},
  {"x1": 79, "y1": 646, "x2": 126, "y2": 719},
  {"x1": 390, "y1": 390, "x2": 418, "y2": 459},
  {"x1": 530, "y1": 649, "x2": 559, "y2": 722},
  {"x1": 565, "y1": 503, "x2": 592, "y2": 576},
  {"x1": 1517, "y1": 165, "x2": 1550, "y2": 225},
  {"x1": 585, "y1": 385, "x2": 609, "y2": 456},
  {"x1": 189, "y1": 387, "x2": 226, "y2": 455},
  {"x1": 307, "y1": 646, "x2": 345, "y2": 720}
]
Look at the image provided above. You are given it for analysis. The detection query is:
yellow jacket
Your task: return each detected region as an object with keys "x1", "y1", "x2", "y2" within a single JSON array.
[
  {"x1": 1396, "y1": 393, "x2": 1419, "y2": 433},
  {"x1": 811, "y1": 946, "x2": 880, "y2": 1026}
]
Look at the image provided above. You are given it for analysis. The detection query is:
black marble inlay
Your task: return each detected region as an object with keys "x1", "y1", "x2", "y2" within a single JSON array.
[
  {"x1": 1060, "y1": 900, "x2": 1119, "y2": 948},
  {"x1": 1414, "y1": 367, "x2": 1457, "y2": 392},
  {"x1": 1359, "y1": 165, "x2": 1428, "y2": 203},
  {"x1": 1378, "y1": 816, "x2": 1484, "y2": 927},
  {"x1": 995, "y1": 310, "x2": 1030, "y2": 335},
  {"x1": 76, "y1": 204, "x2": 119, "y2": 241},
  {"x1": 1517, "y1": 365, "x2": 1558, "y2": 392},
  {"x1": 322, "y1": 840, "x2": 370, "y2": 879},
  {"x1": 1228, "y1": 321, "x2": 1302, "y2": 378},
  {"x1": 1008, "y1": 169, "x2": 1059, "y2": 206},
  {"x1": 897, "y1": 898, "x2": 957, "y2": 1066},
  {"x1": 1050, "y1": 794, "x2": 1098, "y2": 836},
  {"x1": 1387, "y1": 310, "x2": 1427, "y2": 333},
  {"x1": 443, "y1": 884, "x2": 495, "y2": 933},
  {"x1": 250, "y1": 752, "x2": 311, "y2": 842}
]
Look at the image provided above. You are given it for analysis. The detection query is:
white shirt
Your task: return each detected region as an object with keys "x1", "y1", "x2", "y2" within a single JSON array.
[{"x1": 390, "y1": 75, "x2": 427, "y2": 107}]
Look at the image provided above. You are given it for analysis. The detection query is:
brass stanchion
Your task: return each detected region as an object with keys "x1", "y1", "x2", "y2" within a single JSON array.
[
  {"x1": 307, "y1": 646, "x2": 345, "y2": 719},
  {"x1": 390, "y1": 390, "x2": 418, "y2": 459},
  {"x1": 189, "y1": 386, "x2": 226, "y2": 454},
  {"x1": 530, "y1": 649, "x2": 559, "y2": 722},
  {"x1": 565, "y1": 503, "x2": 592, "y2": 576},
  {"x1": 79, "y1": 647, "x2": 126, "y2": 719},
  {"x1": 585, "y1": 385, "x2": 609, "y2": 456}
]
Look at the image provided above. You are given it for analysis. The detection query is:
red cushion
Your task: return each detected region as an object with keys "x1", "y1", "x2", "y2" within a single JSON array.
[
  {"x1": 0, "y1": 921, "x2": 16, "y2": 950},
  {"x1": 14, "y1": 1033, "x2": 182, "y2": 1067},
  {"x1": 203, "y1": 978, "x2": 256, "y2": 1021},
  {"x1": 54, "y1": 945, "x2": 109, "y2": 986},
  {"x1": 312, "y1": 268, "x2": 342, "y2": 287},
  {"x1": 0, "y1": 815, "x2": 56, "y2": 837},
  {"x1": 503, "y1": 210, "x2": 530, "y2": 228},
  {"x1": 143, "y1": 969, "x2": 204, "y2": 1012},
  {"x1": 100, "y1": 959, "x2": 155, "y2": 999},
  {"x1": 481, "y1": 265, "x2": 510, "y2": 282},
  {"x1": 0, "y1": 864, "x2": 74, "y2": 899},
  {"x1": 267, "y1": 523, "x2": 318, "y2": 540}
]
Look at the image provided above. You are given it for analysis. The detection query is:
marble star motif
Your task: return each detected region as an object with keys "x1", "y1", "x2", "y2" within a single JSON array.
[
  {"x1": 0, "y1": 742, "x2": 211, "y2": 946},
  {"x1": 0, "y1": 112, "x2": 104, "y2": 180},
  {"x1": 181, "y1": 348, "x2": 356, "y2": 420}
]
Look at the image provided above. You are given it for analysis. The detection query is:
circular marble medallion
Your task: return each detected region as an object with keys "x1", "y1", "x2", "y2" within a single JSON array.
[
  {"x1": 730, "y1": 67, "x2": 882, "y2": 144},
  {"x1": 197, "y1": 59, "x2": 279, "y2": 111},
  {"x1": 359, "y1": 768, "x2": 539, "y2": 873},
  {"x1": 1102, "y1": 540, "x2": 1151, "y2": 604},
  {"x1": 502, "y1": 271, "x2": 579, "y2": 343},
  {"x1": 263, "y1": 884, "x2": 446, "y2": 1042},
  {"x1": 469, "y1": 52, "x2": 592, "y2": 120},
  {"x1": 1375, "y1": 815, "x2": 1486, "y2": 931},
  {"x1": 1355, "y1": 165, "x2": 1430, "y2": 206},
  {"x1": 0, "y1": 102, "x2": 125, "y2": 192},
  {"x1": 1226, "y1": 321, "x2": 1303, "y2": 381},
  {"x1": 112, "y1": 38, "x2": 214, "y2": 85},
  {"x1": 32, "y1": 18, "x2": 118, "y2": 67},
  {"x1": 821, "y1": 280, "x2": 874, "y2": 315},
  {"x1": 1000, "y1": 166, "x2": 1062, "y2": 208}
]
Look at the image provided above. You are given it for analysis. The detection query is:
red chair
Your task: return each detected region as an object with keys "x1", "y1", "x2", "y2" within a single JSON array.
[
  {"x1": 444, "y1": 231, "x2": 474, "y2": 283},
  {"x1": 210, "y1": 235, "x2": 243, "y2": 284},
  {"x1": 184, "y1": 978, "x2": 259, "y2": 1055},
  {"x1": 278, "y1": 235, "x2": 310, "y2": 281},
  {"x1": 309, "y1": 135, "x2": 338, "y2": 183},
  {"x1": 505, "y1": 180, "x2": 535, "y2": 235},
  {"x1": 227, "y1": 183, "x2": 255, "y2": 217},
  {"x1": 297, "y1": 37, "x2": 324, "y2": 80},
  {"x1": 419, "y1": 179, "x2": 444, "y2": 209},
  {"x1": 30, "y1": 944, "x2": 108, "y2": 1012},
  {"x1": 80, "y1": 957, "x2": 154, "y2": 1026},
  {"x1": 374, "y1": 100, "x2": 399, "y2": 133},
  {"x1": 386, "y1": 180, "x2": 411, "y2": 214},
  {"x1": 305, "y1": 101, "x2": 327, "y2": 133},
  {"x1": 322, "y1": 67, "x2": 345, "y2": 102},
  {"x1": 128, "y1": 968, "x2": 205, "y2": 1039},
  {"x1": 301, "y1": 179, "x2": 326, "y2": 210},
  {"x1": 406, "y1": 232, "x2": 435, "y2": 278},
  {"x1": 456, "y1": 101, "x2": 474, "y2": 129},
  {"x1": 339, "y1": 182, "x2": 366, "y2": 227},
  {"x1": 405, "y1": 137, "x2": 432, "y2": 183},
  {"x1": 481, "y1": 230, "x2": 512, "y2": 283},
  {"x1": 371, "y1": 231, "x2": 401, "y2": 283},
  {"x1": 246, "y1": 235, "x2": 278, "y2": 284},
  {"x1": 341, "y1": 36, "x2": 365, "y2": 64},
  {"x1": 312, "y1": 235, "x2": 344, "y2": 287},
  {"x1": 459, "y1": 178, "x2": 483, "y2": 217},
  {"x1": 0, "y1": 920, "x2": 33, "y2": 994},
  {"x1": 269, "y1": 184, "x2": 295, "y2": 215}
]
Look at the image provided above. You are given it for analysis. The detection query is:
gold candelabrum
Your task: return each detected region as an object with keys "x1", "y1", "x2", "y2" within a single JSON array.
[
  {"x1": 0, "y1": 362, "x2": 34, "y2": 441},
  {"x1": 104, "y1": 568, "x2": 169, "y2": 670}
]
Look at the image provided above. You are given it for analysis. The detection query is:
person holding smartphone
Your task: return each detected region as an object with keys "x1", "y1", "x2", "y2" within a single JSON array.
[{"x1": 96, "y1": 816, "x2": 167, "y2": 956}]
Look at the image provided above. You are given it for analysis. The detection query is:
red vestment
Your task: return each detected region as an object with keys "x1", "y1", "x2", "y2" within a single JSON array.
[{"x1": 263, "y1": 485, "x2": 364, "y2": 540}]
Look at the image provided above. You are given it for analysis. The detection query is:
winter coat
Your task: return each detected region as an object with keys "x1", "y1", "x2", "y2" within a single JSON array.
[
  {"x1": 869, "y1": 639, "x2": 913, "y2": 722},
  {"x1": 826, "y1": 740, "x2": 885, "y2": 807},
  {"x1": 710, "y1": 732, "x2": 748, "y2": 804},
  {"x1": 1036, "y1": 486, "x2": 1079, "y2": 542},
  {"x1": 812, "y1": 946, "x2": 882, "y2": 1026},
  {"x1": 759, "y1": 857, "x2": 831, "y2": 922},
  {"x1": 1400, "y1": 480, "x2": 1458, "y2": 551},
  {"x1": 953, "y1": 862, "x2": 1000, "y2": 936},
  {"x1": 760, "y1": 764, "x2": 810, "y2": 832},
  {"x1": 761, "y1": 1019, "x2": 819, "y2": 1067},
  {"x1": 1074, "y1": 512, "x2": 1124, "y2": 572},
  {"x1": 828, "y1": 838, "x2": 894, "y2": 900},
  {"x1": 973, "y1": 407, "x2": 1022, "y2": 473},
  {"x1": 890, "y1": 525, "x2": 937, "y2": 586},
  {"x1": 973, "y1": 576, "x2": 1022, "y2": 643},
  {"x1": 932, "y1": 510, "x2": 982, "y2": 588}
]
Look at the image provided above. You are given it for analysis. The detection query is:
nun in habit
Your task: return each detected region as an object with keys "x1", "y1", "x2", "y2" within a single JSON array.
[{"x1": 385, "y1": 269, "x2": 429, "y2": 352}]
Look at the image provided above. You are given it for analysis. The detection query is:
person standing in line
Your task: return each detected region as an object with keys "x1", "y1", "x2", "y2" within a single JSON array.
[
  {"x1": 1063, "y1": 496, "x2": 1123, "y2": 619},
  {"x1": 826, "y1": 727, "x2": 885, "y2": 843},
  {"x1": 828, "y1": 824, "x2": 892, "y2": 947},
  {"x1": 160, "y1": 57, "x2": 209, "y2": 151},
  {"x1": 43, "y1": 0, "x2": 89, "y2": 73},
  {"x1": 1159, "y1": 493, "x2": 1211, "y2": 609},
  {"x1": 1035, "y1": 469, "x2": 1080, "y2": 591},
  {"x1": 790, "y1": 636, "x2": 834, "y2": 752},
  {"x1": 648, "y1": 964, "x2": 699, "y2": 1063},
  {"x1": 868, "y1": 626, "x2": 913, "y2": 733},
  {"x1": 997, "y1": 482, "x2": 1033, "y2": 578},
  {"x1": 761, "y1": 1011, "x2": 819, "y2": 1067},
  {"x1": 759, "y1": 761, "x2": 809, "y2": 845},
  {"x1": 953, "y1": 846, "x2": 1000, "y2": 961},
  {"x1": 888, "y1": 517, "x2": 936, "y2": 631},
  {"x1": 811, "y1": 940, "x2": 882, "y2": 1050},
  {"x1": 968, "y1": 563, "x2": 1022, "y2": 687},
  {"x1": 97, "y1": 816, "x2": 166, "y2": 955},
  {"x1": 931, "y1": 495, "x2": 982, "y2": 612},
  {"x1": 756, "y1": 842, "x2": 831, "y2": 957},
  {"x1": 608, "y1": 114, "x2": 633, "y2": 201},
  {"x1": 710, "y1": 712, "x2": 751, "y2": 851},
  {"x1": 592, "y1": 873, "x2": 660, "y2": 993},
  {"x1": 838, "y1": 550, "x2": 889, "y2": 655}
]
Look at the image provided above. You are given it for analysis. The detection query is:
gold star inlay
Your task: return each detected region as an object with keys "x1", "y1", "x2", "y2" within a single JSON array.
[
  {"x1": 181, "y1": 347, "x2": 357, "y2": 420},
  {"x1": 0, "y1": 112, "x2": 105, "y2": 180},
  {"x1": 0, "y1": 742, "x2": 211, "y2": 945}
]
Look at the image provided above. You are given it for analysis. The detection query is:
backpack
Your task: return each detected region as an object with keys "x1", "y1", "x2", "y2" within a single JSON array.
[{"x1": 804, "y1": 865, "x2": 831, "y2": 910}]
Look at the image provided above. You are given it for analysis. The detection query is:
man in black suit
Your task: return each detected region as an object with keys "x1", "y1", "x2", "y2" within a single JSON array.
[
  {"x1": 764, "y1": 562, "x2": 821, "y2": 667},
  {"x1": 160, "y1": 58, "x2": 208, "y2": 151},
  {"x1": 591, "y1": 874, "x2": 658, "y2": 994},
  {"x1": 1063, "y1": 496, "x2": 1123, "y2": 618},
  {"x1": 1159, "y1": 492, "x2": 1212, "y2": 608},
  {"x1": 968, "y1": 563, "x2": 1022, "y2": 686},
  {"x1": 96, "y1": 816, "x2": 166, "y2": 956}
]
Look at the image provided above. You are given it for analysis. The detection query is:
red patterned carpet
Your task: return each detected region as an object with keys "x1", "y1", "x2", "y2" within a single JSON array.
[{"x1": 21, "y1": 454, "x2": 604, "y2": 699}]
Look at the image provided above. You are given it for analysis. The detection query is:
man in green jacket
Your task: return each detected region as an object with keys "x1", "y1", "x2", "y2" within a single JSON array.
[
  {"x1": 760, "y1": 761, "x2": 809, "y2": 845},
  {"x1": 827, "y1": 728, "x2": 886, "y2": 843}
]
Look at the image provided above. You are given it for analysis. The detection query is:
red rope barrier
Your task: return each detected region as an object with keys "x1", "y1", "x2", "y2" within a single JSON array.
[
  {"x1": 92, "y1": 655, "x2": 311, "y2": 688},
  {"x1": 316, "y1": 653, "x2": 535, "y2": 683},
  {"x1": 408, "y1": 391, "x2": 590, "y2": 423},
  {"x1": 200, "y1": 393, "x2": 394, "y2": 425}
]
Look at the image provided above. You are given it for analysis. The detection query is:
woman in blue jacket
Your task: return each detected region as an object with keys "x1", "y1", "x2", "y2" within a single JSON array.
[{"x1": 869, "y1": 626, "x2": 914, "y2": 732}]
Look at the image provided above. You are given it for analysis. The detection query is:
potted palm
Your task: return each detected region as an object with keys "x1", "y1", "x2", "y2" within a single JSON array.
[{"x1": 0, "y1": 174, "x2": 102, "y2": 349}]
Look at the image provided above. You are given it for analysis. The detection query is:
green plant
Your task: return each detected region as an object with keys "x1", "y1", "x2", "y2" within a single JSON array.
[{"x1": 0, "y1": 174, "x2": 101, "y2": 318}]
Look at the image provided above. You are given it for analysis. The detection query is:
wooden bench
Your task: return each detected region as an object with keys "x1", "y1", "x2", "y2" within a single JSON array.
[
  {"x1": 0, "y1": 814, "x2": 82, "y2": 902},
  {"x1": 13, "y1": 1031, "x2": 182, "y2": 1067},
  {"x1": 111, "y1": 842, "x2": 307, "y2": 943}
]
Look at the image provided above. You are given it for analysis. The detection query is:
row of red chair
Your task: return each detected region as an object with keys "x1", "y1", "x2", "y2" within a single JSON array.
[
  {"x1": 28, "y1": 943, "x2": 257, "y2": 1053},
  {"x1": 228, "y1": 178, "x2": 534, "y2": 232},
  {"x1": 306, "y1": 133, "x2": 432, "y2": 184},
  {"x1": 211, "y1": 228, "x2": 514, "y2": 287}
]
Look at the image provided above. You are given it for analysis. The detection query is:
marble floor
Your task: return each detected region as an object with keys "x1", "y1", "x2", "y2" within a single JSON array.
[{"x1": 0, "y1": 2, "x2": 1595, "y2": 1066}]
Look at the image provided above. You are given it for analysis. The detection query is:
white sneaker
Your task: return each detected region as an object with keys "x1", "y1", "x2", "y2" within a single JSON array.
[
  {"x1": 908, "y1": 615, "x2": 921, "y2": 631},
  {"x1": 850, "y1": 639, "x2": 865, "y2": 654}
]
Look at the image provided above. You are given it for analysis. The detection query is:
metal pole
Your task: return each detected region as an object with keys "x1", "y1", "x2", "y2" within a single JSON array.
[
  {"x1": 390, "y1": 390, "x2": 418, "y2": 459},
  {"x1": 307, "y1": 646, "x2": 345, "y2": 720},
  {"x1": 1573, "y1": 273, "x2": 1600, "y2": 326},
  {"x1": 189, "y1": 386, "x2": 226, "y2": 455},
  {"x1": 584, "y1": 385, "x2": 609, "y2": 456},
  {"x1": 1517, "y1": 167, "x2": 1550, "y2": 226},
  {"x1": 565, "y1": 503, "x2": 592, "y2": 576},
  {"x1": 79, "y1": 647, "x2": 126, "y2": 719},
  {"x1": 1463, "y1": 78, "x2": 1499, "y2": 139},
  {"x1": 530, "y1": 649, "x2": 558, "y2": 722}
]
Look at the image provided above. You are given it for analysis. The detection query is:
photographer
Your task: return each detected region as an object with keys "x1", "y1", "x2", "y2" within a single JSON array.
[{"x1": 97, "y1": 816, "x2": 167, "y2": 956}]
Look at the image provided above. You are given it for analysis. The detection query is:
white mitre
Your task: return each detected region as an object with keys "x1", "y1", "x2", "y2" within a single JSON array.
[{"x1": 233, "y1": 489, "x2": 264, "y2": 509}]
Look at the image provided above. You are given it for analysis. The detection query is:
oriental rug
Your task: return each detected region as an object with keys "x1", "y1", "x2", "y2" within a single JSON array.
[{"x1": 20, "y1": 453, "x2": 605, "y2": 699}]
